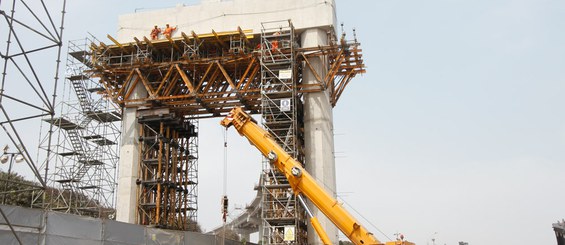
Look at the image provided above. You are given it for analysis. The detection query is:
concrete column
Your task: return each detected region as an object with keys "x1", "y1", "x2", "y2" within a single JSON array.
[
  {"x1": 301, "y1": 28, "x2": 339, "y2": 244},
  {"x1": 116, "y1": 76, "x2": 147, "y2": 223}
]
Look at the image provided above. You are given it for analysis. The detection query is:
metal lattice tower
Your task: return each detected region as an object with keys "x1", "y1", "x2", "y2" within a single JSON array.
[
  {"x1": 259, "y1": 20, "x2": 308, "y2": 244},
  {"x1": 0, "y1": 0, "x2": 66, "y2": 208},
  {"x1": 40, "y1": 37, "x2": 121, "y2": 218}
]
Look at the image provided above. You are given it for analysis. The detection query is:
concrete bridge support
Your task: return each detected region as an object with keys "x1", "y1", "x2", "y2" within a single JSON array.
[{"x1": 302, "y1": 28, "x2": 339, "y2": 244}]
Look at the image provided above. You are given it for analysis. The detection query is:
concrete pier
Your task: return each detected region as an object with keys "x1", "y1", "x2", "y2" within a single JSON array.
[
  {"x1": 301, "y1": 28, "x2": 339, "y2": 244},
  {"x1": 116, "y1": 76, "x2": 146, "y2": 223}
]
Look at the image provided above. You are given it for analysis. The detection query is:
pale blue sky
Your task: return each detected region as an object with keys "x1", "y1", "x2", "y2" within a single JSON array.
[{"x1": 6, "y1": 0, "x2": 563, "y2": 244}]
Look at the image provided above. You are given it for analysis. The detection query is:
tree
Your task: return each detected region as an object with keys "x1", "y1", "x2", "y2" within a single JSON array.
[
  {"x1": 217, "y1": 227, "x2": 241, "y2": 241},
  {"x1": 185, "y1": 219, "x2": 202, "y2": 232},
  {"x1": 0, "y1": 170, "x2": 115, "y2": 218}
]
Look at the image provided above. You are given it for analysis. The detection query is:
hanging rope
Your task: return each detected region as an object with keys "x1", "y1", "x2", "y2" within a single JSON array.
[
  {"x1": 223, "y1": 128, "x2": 228, "y2": 196},
  {"x1": 221, "y1": 129, "x2": 229, "y2": 224}
]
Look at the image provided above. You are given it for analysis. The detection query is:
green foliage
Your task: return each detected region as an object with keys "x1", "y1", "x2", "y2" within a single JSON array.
[
  {"x1": 0, "y1": 170, "x2": 115, "y2": 218},
  {"x1": 217, "y1": 227, "x2": 241, "y2": 241},
  {"x1": 185, "y1": 218, "x2": 202, "y2": 232},
  {"x1": 0, "y1": 171, "x2": 40, "y2": 207}
]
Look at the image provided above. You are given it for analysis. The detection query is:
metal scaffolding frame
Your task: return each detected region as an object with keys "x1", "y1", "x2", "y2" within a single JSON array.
[
  {"x1": 0, "y1": 0, "x2": 66, "y2": 194},
  {"x1": 39, "y1": 37, "x2": 121, "y2": 218},
  {"x1": 259, "y1": 20, "x2": 307, "y2": 245},
  {"x1": 85, "y1": 22, "x2": 363, "y2": 238},
  {"x1": 0, "y1": 1, "x2": 66, "y2": 244},
  {"x1": 136, "y1": 109, "x2": 198, "y2": 229}
]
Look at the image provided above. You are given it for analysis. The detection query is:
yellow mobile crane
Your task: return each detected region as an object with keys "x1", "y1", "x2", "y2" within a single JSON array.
[{"x1": 221, "y1": 107, "x2": 414, "y2": 245}]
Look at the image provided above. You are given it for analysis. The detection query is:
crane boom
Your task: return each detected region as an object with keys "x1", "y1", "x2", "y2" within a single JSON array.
[{"x1": 220, "y1": 107, "x2": 383, "y2": 245}]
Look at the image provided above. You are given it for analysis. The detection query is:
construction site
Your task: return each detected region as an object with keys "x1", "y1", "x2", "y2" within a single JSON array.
[
  {"x1": 0, "y1": 0, "x2": 382, "y2": 244},
  {"x1": 1, "y1": 0, "x2": 563, "y2": 245}
]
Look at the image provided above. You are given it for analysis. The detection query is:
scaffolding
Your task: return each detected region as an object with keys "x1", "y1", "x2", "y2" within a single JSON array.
[
  {"x1": 136, "y1": 108, "x2": 198, "y2": 229},
  {"x1": 40, "y1": 37, "x2": 121, "y2": 218},
  {"x1": 85, "y1": 21, "x2": 364, "y2": 239},
  {"x1": 258, "y1": 20, "x2": 307, "y2": 244},
  {"x1": 0, "y1": 1, "x2": 66, "y2": 211}
]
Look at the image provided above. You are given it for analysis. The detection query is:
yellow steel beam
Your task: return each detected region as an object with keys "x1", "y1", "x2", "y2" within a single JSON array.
[
  {"x1": 135, "y1": 68, "x2": 156, "y2": 97},
  {"x1": 243, "y1": 65, "x2": 260, "y2": 91},
  {"x1": 175, "y1": 64, "x2": 196, "y2": 94},
  {"x1": 195, "y1": 63, "x2": 214, "y2": 92},
  {"x1": 202, "y1": 68, "x2": 221, "y2": 93},
  {"x1": 155, "y1": 65, "x2": 175, "y2": 96},
  {"x1": 143, "y1": 37, "x2": 154, "y2": 48},
  {"x1": 163, "y1": 72, "x2": 181, "y2": 96},
  {"x1": 237, "y1": 26, "x2": 251, "y2": 45},
  {"x1": 124, "y1": 74, "x2": 141, "y2": 100},
  {"x1": 133, "y1": 37, "x2": 144, "y2": 48},
  {"x1": 236, "y1": 58, "x2": 256, "y2": 88},
  {"x1": 116, "y1": 69, "x2": 136, "y2": 99},
  {"x1": 215, "y1": 61, "x2": 237, "y2": 91},
  {"x1": 181, "y1": 32, "x2": 191, "y2": 43},
  {"x1": 99, "y1": 42, "x2": 108, "y2": 50},
  {"x1": 107, "y1": 34, "x2": 125, "y2": 51},
  {"x1": 212, "y1": 29, "x2": 227, "y2": 49},
  {"x1": 191, "y1": 31, "x2": 201, "y2": 43},
  {"x1": 166, "y1": 36, "x2": 181, "y2": 52},
  {"x1": 301, "y1": 52, "x2": 324, "y2": 88},
  {"x1": 325, "y1": 49, "x2": 345, "y2": 88}
]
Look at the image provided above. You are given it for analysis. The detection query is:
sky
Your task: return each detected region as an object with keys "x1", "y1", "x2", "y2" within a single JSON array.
[{"x1": 2, "y1": 0, "x2": 564, "y2": 244}]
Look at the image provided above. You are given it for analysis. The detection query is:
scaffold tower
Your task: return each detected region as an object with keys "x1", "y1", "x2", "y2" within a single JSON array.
[
  {"x1": 259, "y1": 20, "x2": 307, "y2": 244},
  {"x1": 41, "y1": 37, "x2": 121, "y2": 218},
  {"x1": 136, "y1": 109, "x2": 199, "y2": 229}
]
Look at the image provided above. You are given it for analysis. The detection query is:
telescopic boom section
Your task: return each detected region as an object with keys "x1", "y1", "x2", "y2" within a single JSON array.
[{"x1": 220, "y1": 107, "x2": 383, "y2": 245}]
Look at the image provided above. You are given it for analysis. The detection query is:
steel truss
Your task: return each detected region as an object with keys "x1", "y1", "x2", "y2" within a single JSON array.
[
  {"x1": 90, "y1": 28, "x2": 364, "y2": 118},
  {"x1": 0, "y1": 0, "x2": 66, "y2": 204}
]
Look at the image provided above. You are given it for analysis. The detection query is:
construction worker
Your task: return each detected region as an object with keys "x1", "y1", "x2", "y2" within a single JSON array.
[
  {"x1": 150, "y1": 25, "x2": 161, "y2": 40},
  {"x1": 271, "y1": 31, "x2": 280, "y2": 52},
  {"x1": 163, "y1": 24, "x2": 177, "y2": 38}
]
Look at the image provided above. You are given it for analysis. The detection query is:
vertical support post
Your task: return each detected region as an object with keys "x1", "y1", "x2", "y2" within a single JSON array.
[
  {"x1": 301, "y1": 28, "x2": 339, "y2": 244},
  {"x1": 116, "y1": 76, "x2": 147, "y2": 223},
  {"x1": 156, "y1": 122, "x2": 164, "y2": 224}
]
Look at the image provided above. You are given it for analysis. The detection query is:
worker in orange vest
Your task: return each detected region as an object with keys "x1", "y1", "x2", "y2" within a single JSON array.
[
  {"x1": 163, "y1": 24, "x2": 177, "y2": 38},
  {"x1": 150, "y1": 25, "x2": 161, "y2": 40},
  {"x1": 271, "y1": 31, "x2": 280, "y2": 52}
]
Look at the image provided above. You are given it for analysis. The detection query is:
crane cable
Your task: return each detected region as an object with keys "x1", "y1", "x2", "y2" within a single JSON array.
[
  {"x1": 221, "y1": 129, "x2": 229, "y2": 224},
  {"x1": 223, "y1": 128, "x2": 228, "y2": 196}
]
